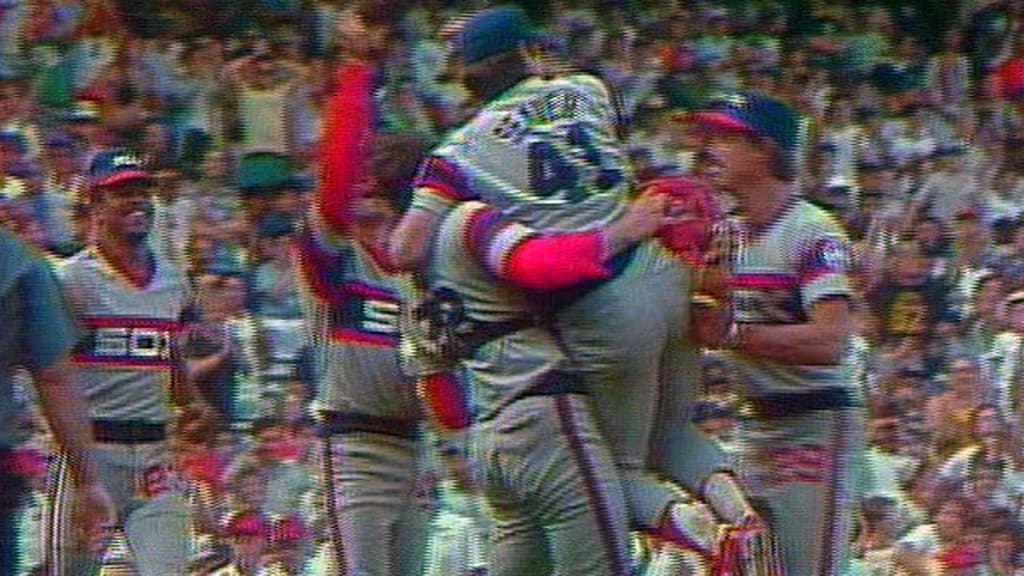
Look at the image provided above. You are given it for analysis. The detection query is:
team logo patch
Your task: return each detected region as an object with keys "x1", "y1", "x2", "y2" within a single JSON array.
[{"x1": 804, "y1": 238, "x2": 849, "y2": 275}]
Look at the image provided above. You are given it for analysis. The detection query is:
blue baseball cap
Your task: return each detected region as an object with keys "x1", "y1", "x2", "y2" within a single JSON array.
[
  {"x1": 89, "y1": 149, "x2": 153, "y2": 188},
  {"x1": 686, "y1": 92, "x2": 802, "y2": 153},
  {"x1": 458, "y1": 6, "x2": 541, "y2": 65}
]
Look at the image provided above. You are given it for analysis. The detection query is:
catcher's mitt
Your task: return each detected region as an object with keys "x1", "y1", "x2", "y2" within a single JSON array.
[{"x1": 646, "y1": 176, "x2": 725, "y2": 267}]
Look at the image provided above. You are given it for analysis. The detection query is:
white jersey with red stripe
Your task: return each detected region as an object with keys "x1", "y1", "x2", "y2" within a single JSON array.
[
  {"x1": 295, "y1": 218, "x2": 419, "y2": 421},
  {"x1": 57, "y1": 247, "x2": 188, "y2": 423},
  {"x1": 725, "y1": 198, "x2": 854, "y2": 395}
]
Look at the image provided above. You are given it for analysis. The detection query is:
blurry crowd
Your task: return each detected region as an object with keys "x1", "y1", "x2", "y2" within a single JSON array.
[{"x1": 3, "y1": 0, "x2": 1024, "y2": 573}]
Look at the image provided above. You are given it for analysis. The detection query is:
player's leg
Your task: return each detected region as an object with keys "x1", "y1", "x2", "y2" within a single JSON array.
[
  {"x1": 739, "y1": 409, "x2": 862, "y2": 576},
  {"x1": 475, "y1": 412, "x2": 550, "y2": 576},
  {"x1": 486, "y1": 493, "x2": 552, "y2": 576},
  {"x1": 395, "y1": 434, "x2": 431, "y2": 576},
  {"x1": 647, "y1": 255, "x2": 732, "y2": 490},
  {"x1": 44, "y1": 447, "x2": 127, "y2": 576},
  {"x1": 122, "y1": 443, "x2": 190, "y2": 576},
  {"x1": 557, "y1": 252, "x2": 702, "y2": 520},
  {"x1": 0, "y1": 451, "x2": 27, "y2": 576},
  {"x1": 531, "y1": 395, "x2": 633, "y2": 576},
  {"x1": 321, "y1": 430, "x2": 419, "y2": 576},
  {"x1": 826, "y1": 407, "x2": 865, "y2": 576},
  {"x1": 556, "y1": 244, "x2": 668, "y2": 473}
]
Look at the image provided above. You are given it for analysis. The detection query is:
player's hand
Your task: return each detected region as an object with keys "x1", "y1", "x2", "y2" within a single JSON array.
[
  {"x1": 603, "y1": 192, "x2": 669, "y2": 257},
  {"x1": 73, "y1": 479, "x2": 117, "y2": 553},
  {"x1": 336, "y1": 8, "x2": 376, "y2": 63},
  {"x1": 608, "y1": 192, "x2": 669, "y2": 245},
  {"x1": 187, "y1": 400, "x2": 220, "y2": 431},
  {"x1": 691, "y1": 304, "x2": 731, "y2": 349},
  {"x1": 734, "y1": 508, "x2": 766, "y2": 532}
]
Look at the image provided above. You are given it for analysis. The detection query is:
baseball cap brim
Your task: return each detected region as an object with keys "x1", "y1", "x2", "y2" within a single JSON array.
[
  {"x1": 95, "y1": 171, "x2": 153, "y2": 188},
  {"x1": 683, "y1": 111, "x2": 760, "y2": 136}
]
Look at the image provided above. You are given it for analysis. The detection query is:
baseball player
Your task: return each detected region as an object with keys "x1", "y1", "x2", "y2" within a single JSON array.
[
  {"x1": 44, "y1": 149, "x2": 203, "y2": 575},
  {"x1": 390, "y1": 5, "x2": 758, "y2": 567},
  {"x1": 410, "y1": 183, "x2": 673, "y2": 575},
  {"x1": 294, "y1": 11, "x2": 432, "y2": 573},
  {"x1": 0, "y1": 228, "x2": 115, "y2": 576},
  {"x1": 688, "y1": 92, "x2": 865, "y2": 576}
]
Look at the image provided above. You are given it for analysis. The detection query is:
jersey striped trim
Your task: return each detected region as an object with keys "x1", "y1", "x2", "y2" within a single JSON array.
[
  {"x1": 327, "y1": 327, "x2": 398, "y2": 347},
  {"x1": 79, "y1": 318, "x2": 182, "y2": 331},
  {"x1": 729, "y1": 274, "x2": 799, "y2": 290},
  {"x1": 71, "y1": 358, "x2": 174, "y2": 369},
  {"x1": 414, "y1": 156, "x2": 476, "y2": 203},
  {"x1": 464, "y1": 204, "x2": 536, "y2": 277},
  {"x1": 409, "y1": 186, "x2": 460, "y2": 217},
  {"x1": 343, "y1": 281, "x2": 399, "y2": 303}
]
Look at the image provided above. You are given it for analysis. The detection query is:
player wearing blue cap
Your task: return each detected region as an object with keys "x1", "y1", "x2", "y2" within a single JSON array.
[
  {"x1": 391, "y1": 5, "x2": 761, "y2": 574},
  {"x1": 688, "y1": 92, "x2": 865, "y2": 576},
  {"x1": 44, "y1": 149, "x2": 208, "y2": 575}
]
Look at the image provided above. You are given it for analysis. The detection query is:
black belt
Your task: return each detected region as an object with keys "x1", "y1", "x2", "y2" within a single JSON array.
[
  {"x1": 92, "y1": 420, "x2": 167, "y2": 444},
  {"x1": 319, "y1": 411, "x2": 419, "y2": 439},
  {"x1": 749, "y1": 388, "x2": 858, "y2": 420},
  {"x1": 517, "y1": 370, "x2": 588, "y2": 401}
]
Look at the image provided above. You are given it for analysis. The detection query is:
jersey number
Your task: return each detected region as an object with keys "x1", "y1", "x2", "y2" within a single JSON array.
[{"x1": 528, "y1": 122, "x2": 623, "y2": 202}]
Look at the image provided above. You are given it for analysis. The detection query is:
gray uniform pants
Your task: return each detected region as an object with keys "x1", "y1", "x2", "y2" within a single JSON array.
[
  {"x1": 557, "y1": 245, "x2": 728, "y2": 530},
  {"x1": 320, "y1": 428, "x2": 428, "y2": 576},
  {"x1": 736, "y1": 406, "x2": 865, "y2": 576},
  {"x1": 44, "y1": 441, "x2": 191, "y2": 576},
  {"x1": 477, "y1": 394, "x2": 633, "y2": 576}
]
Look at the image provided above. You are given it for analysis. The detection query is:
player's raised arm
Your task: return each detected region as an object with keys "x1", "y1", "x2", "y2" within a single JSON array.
[{"x1": 317, "y1": 61, "x2": 375, "y2": 234}]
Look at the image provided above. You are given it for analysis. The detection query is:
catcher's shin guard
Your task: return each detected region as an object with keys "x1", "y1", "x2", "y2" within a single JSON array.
[
  {"x1": 702, "y1": 472, "x2": 756, "y2": 526},
  {"x1": 712, "y1": 525, "x2": 784, "y2": 576},
  {"x1": 658, "y1": 499, "x2": 719, "y2": 557}
]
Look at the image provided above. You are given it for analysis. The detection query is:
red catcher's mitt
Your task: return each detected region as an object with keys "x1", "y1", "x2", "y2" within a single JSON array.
[{"x1": 646, "y1": 176, "x2": 724, "y2": 267}]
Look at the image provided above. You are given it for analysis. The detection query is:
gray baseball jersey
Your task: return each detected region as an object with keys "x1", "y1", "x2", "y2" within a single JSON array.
[
  {"x1": 426, "y1": 200, "x2": 632, "y2": 576},
  {"x1": 726, "y1": 199, "x2": 854, "y2": 394},
  {"x1": 296, "y1": 218, "x2": 418, "y2": 420},
  {"x1": 58, "y1": 247, "x2": 189, "y2": 422},
  {"x1": 48, "y1": 246, "x2": 191, "y2": 576},
  {"x1": 295, "y1": 217, "x2": 426, "y2": 576},
  {"x1": 723, "y1": 198, "x2": 864, "y2": 576}
]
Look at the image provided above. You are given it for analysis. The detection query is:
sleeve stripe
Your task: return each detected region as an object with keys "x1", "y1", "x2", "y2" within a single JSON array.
[
  {"x1": 467, "y1": 207, "x2": 505, "y2": 260},
  {"x1": 409, "y1": 186, "x2": 459, "y2": 217},
  {"x1": 487, "y1": 225, "x2": 535, "y2": 276},
  {"x1": 414, "y1": 156, "x2": 476, "y2": 201}
]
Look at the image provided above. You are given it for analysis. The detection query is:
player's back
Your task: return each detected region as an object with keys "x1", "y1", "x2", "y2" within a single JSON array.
[
  {"x1": 427, "y1": 201, "x2": 570, "y2": 422},
  {"x1": 57, "y1": 247, "x2": 187, "y2": 423},
  {"x1": 434, "y1": 73, "x2": 630, "y2": 233}
]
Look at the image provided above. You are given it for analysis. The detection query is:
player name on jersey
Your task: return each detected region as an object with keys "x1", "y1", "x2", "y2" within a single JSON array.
[{"x1": 491, "y1": 86, "x2": 610, "y2": 145}]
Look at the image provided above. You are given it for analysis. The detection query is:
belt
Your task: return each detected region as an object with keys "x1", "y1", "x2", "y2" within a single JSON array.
[
  {"x1": 749, "y1": 388, "x2": 858, "y2": 420},
  {"x1": 319, "y1": 411, "x2": 419, "y2": 439},
  {"x1": 92, "y1": 420, "x2": 167, "y2": 444},
  {"x1": 517, "y1": 370, "x2": 588, "y2": 400}
]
